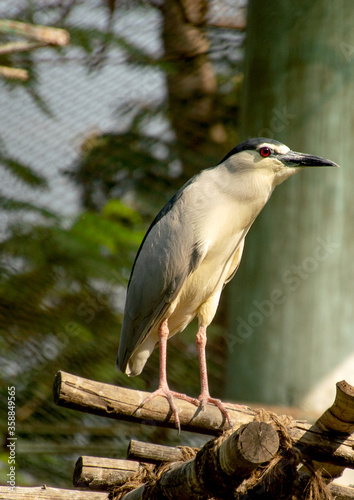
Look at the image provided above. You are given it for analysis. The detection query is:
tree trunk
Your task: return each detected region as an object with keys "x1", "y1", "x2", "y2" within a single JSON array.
[
  {"x1": 162, "y1": 0, "x2": 230, "y2": 177},
  {"x1": 226, "y1": 1, "x2": 354, "y2": 410}
]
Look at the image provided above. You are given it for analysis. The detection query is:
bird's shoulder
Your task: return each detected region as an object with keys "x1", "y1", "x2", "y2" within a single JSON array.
[
  {"x1": 127, "y1": 171, "x2": 213, "y2": 287},
  {"x1": 123, "y1": 174, "x2": 209, "y2": 320}
]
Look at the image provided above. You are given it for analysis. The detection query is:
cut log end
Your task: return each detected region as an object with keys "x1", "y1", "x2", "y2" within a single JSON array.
[
  {"x1": 238, "y1": 421, "x2": 280, "y2": 464},
  {"x1": 219, "y1": 421, "x2": 279, "y2": 478},
  {"x1": 316, "y1": 380, "x2": 354, "y2": 434}
]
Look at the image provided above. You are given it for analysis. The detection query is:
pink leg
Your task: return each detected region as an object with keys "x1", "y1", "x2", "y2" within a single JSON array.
[
  {"x1": 138, "y1": 319, "x2": 199, "y2": 432},
  {"x1": 196, "y1": 325, "x2": 247, "y2": 427}
]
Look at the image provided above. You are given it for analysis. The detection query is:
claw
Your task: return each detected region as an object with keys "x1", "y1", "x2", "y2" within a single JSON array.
[
  {"x1": 198, "y1": 393, "x2": 233, "y2": 428},
  {"x1": 138, "y1": 386, "x2": 199, "y2": 433}
]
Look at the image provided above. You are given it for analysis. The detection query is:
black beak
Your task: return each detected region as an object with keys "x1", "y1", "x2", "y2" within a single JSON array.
[{"x1": 280, "y1": 151, "x2": 339, "y2": 168}]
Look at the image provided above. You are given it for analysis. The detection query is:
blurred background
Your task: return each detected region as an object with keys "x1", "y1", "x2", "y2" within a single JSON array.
[{"x1": 1, "y1": 0, "x2": 353, "y2": 488}]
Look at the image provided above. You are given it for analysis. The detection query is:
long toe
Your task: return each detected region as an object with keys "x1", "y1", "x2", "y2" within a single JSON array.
[
  {"x1": 198, "y1": 394, "x2": 233, "y2": 428},
  {"x1": 170, "y1": 391, "x2": 200, "y2": 407},
  {"x1": 137, "y1": 387, "x2": 181, "y2": 432},
  {"x1": 228, "y1": 401, "x2": 251, "y2": 411},
  {"x1": 137, "y1": 387, "x2": 199, "y2": 433}
]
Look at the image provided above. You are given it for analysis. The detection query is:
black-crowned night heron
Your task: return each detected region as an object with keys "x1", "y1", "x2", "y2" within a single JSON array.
[{"x1": 117, "y1": 137, "x2": 338, "y2": 430}]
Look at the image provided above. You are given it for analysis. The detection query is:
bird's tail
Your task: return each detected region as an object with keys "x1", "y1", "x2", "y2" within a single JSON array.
[{"x1": 116, "y1": 331, "x2": 158, "y2": 377}]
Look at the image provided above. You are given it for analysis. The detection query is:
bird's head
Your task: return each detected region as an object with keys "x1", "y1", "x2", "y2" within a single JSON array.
[{"x1": 221, "y1": 137, "x2": 339, "y2": 185}]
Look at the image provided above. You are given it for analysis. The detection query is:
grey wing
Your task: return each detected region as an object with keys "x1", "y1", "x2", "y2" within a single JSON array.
[{"x1": 117, "y1": 185, "x2": 204, "y2": 372}]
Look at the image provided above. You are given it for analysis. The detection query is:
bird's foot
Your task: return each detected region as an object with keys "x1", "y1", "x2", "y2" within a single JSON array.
[
  {"x1": 227, "y1": 401, "x2": 251, "y2": 411},
  {"x1": 198, "y1": 393, "x2": 234, "y2": 428},
  {"x1": 137, "y1": 385, "x2": 199, "y2": 433}
]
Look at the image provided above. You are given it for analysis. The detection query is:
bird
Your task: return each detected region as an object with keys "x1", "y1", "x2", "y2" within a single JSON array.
[{"x1": 117, "y1": 137, "x2": 338, "y2": 431}]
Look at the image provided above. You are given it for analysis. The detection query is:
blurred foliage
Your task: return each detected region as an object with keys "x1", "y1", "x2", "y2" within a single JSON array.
[
  {"x1": 67, "y1": 126, "x2": 179, "y2": 215},
  {"x1": 0, "y1": 0, "x2": 243, "y2": 489},
  {"x1": 0, "y1": 195, "x2": 146, "y2": 484}
]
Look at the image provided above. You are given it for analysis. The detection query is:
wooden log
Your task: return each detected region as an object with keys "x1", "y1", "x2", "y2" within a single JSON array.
[
  {"x1": 330, "y1": 483, "x2": 354, "y2": 499},
  {"x1": 73, "y1": 456, "x2": 142, "y2": 490},
  {"x1": 53, "y1": 371, "x2": 354, "y2": 470},
  {"x1": 121, "y1": 482, "x2": 354, "y2": 500},
  {"x1": 71, "y1": 455, "x2": 354, "y2": 500},
  {"x1": 302, "y1": 380, "x2": 354, "y2": 481},
  {"x1": 53, "y1": 370, "x2": 253, "y2": 435},
  {"x1": 119, "y1": 421, "x2": 279, "y2": 500},
  {"x1": 0, "y1": 485, "x2": 108, "y2": 499},
  {"x1": 316, "y1": 381, "x2": 354, "y2": 434},
  {"x1": 218, "y1": 421, "x2": 279, "y2": 476},
  {"x1": 127, "y1": 440, "x2": 188, "y2": 464},
  {"x1": 74, "y1": 443, "x2": 195, "y2": 491},
  {"x1": 0, "y1": 482, "x2": 353, "y2": 500},
  {"x1": 75, "y1": 424, "x2": 277, "y2": 493}
]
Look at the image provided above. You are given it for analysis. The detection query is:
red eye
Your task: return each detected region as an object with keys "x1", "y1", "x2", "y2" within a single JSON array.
[{"x1": 259, "y1": 147, "x2": 271, "y2": 157}]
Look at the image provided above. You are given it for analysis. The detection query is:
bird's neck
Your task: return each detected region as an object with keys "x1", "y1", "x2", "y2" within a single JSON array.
[
  {"x1": 273, "y1": 166, "x2": 302, "y2": 186},
  {"x1": 225, "y1": 166, "x2": 275, "y2": 207}
]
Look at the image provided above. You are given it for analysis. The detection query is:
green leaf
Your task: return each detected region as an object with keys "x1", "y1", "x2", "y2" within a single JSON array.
[
  {"x1": 102, "y1": 199, "x2": 142, "y2": 225},
  {"x1": 0, "y1": 155, "x2": 48, "y2": 187},
  {"x1": 0, "y1": 196, "x2": 58, "y2": 218},
  {"x1": 71, "y1": 211, "x2": 144, "y2": 254}
]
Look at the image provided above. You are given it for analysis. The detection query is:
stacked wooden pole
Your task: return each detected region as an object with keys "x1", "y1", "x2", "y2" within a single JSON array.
[{"x1": 2, "y1": 372, "x2": 354, "y2": 499}]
